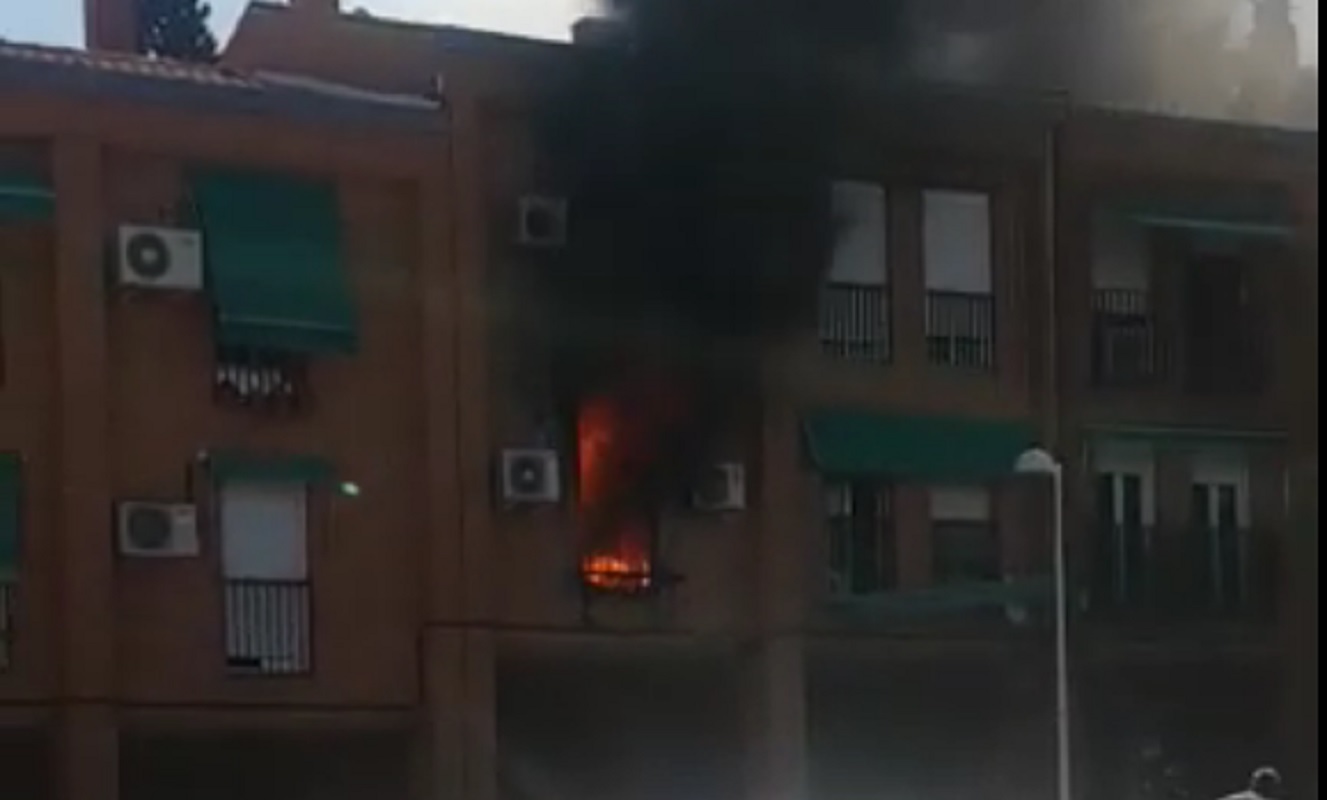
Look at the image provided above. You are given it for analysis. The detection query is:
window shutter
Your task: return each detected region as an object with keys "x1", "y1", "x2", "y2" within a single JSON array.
[
  {"x1": 828, "y1": 182, "x2": 888, "y2": 286},
  {"x1": 1091, "y1": 212, "x2": 1151, "y2": 292},
  {"x1": 924, "y1": 190, "x2": 992, "y2": 293},
  {"x1": 220, "y1": 482, "x2": 309, "y2": 580},
  {"x1": 929, "y1": 485, "x2": 991, "y2": 522}
]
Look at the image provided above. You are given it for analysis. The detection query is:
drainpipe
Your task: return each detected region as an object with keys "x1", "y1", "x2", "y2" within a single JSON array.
[{"x1": 1042, "y1": 104, "x2": 1063, "y2": 457}]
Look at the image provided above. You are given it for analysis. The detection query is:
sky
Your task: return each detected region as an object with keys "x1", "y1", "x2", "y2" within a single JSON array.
[
  {"x1": 0, "y1": 0, "x2": 1318, "y2": 65},
  {"x1": 0, "y1": 0, "x2": 592, "y2": 46}
]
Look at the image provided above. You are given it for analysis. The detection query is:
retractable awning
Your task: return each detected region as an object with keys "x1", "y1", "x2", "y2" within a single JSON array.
[
  {"x1": 193, "y1": 170, "x2": 358, "y2": 355},
  {"x1": 0, "y1": 170, "x2": 54, "y2": 221},
  {"x1": 803, "y1": 410, "x2": 1036, "y2": 481}
]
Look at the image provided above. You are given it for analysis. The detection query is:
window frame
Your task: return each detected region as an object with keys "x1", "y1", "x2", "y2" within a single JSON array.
[
  {"x1": 824, "y1": 478, "x2": 897, "y2": 599},
  {"x1": 929, "y1": 484, "x2": 999, "y2": 585}
]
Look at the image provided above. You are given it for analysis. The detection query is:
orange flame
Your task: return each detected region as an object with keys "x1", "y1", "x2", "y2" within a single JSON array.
[{"x1": 575, "y1": 379, "x2": 686, "y2": 593}]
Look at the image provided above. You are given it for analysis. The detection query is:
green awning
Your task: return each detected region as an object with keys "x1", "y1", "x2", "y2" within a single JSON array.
[
  {"x1": 804, "y1": 410, "x2": 1036, "y2": 480},
  {"x1": 0, "y1": 171, "x2": 54, "y2": 221},
  {"x1": 192, "y1": 170, "x2": 357, "y2": 355},
  {"x1": 1115, "y1": 190, "x2": 1295, "y2": 240},
  {"x1": 0, "y1": 454, "x2": 21, "y2": 574},
  {"x1": 832, "y1": 577, "x2": 1053, "y2": 617},
  {"x1": 207, "y1": 451, "x2": 337, "y2": 485}
]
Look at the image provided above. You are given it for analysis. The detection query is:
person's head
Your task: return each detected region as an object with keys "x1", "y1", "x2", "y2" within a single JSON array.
[{"x1": 1251, "y1": 766, "x2": 1282, "y2": 796}]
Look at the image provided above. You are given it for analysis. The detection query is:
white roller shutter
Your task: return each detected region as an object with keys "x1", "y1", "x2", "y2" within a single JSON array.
[
  {"x1": 924, "y1": 190, "x2": 992, "y2": 293},
  {"x1": 929, "y1": 485, "x2": 992, "y2": 521},
  {"x1": 1091, "y1": 212, "x2": 1151, "y2": 293},
  {"x1": 828, "y1": 181, "x2": 888, "y2": 286},
  {"x1": 220, "y1": 482, "x2": 308, "y2": 580}
]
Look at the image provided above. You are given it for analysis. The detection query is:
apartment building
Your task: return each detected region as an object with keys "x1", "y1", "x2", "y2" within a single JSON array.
[
  {"x1": 0, "y1": 1, "x2": 1316, "y2": 799},
  {"x1": 0, "y1": 24, "x2": 448, "y2": 799}
]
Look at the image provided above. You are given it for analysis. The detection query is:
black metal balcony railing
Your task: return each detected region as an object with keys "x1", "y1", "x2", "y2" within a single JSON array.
[
  {"x1": 1092, "y1": 289, "x2": 1162, "y2": 387},
  {"x1": 818, "y1": 283, "x2": 891, "y2": 363},
  {"x1": 223, "y1": 579, "x2": 312, "y2": 676},
  {"x1": 926, "y1": 290, "x2": 994, "y2": 371},
  {"x1": 0, "y1": 580, "x2": 14, "y2": 670},
  {"x1": 1088, "y1": 526, "x2": 1277, "y2": 623}
]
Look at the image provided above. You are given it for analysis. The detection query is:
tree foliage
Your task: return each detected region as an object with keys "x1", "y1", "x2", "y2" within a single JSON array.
[{"x1": 138, "y1": 0, "x2": 219, "y2": 62}]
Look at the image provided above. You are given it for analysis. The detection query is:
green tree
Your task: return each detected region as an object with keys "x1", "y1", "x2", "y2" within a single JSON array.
[{"x1": 137, "y1": 0, "x2": 219, "y2": 62}]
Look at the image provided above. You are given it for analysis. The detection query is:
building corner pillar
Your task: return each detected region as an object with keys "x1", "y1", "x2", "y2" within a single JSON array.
[
  {"x1": 414, "y1": 629, "x2": 497, "y2": 800},
  {"x1": 51, "y1": 137, "x2": 117, "y2": 799},
  {"x1": 54, "y1": 705, "x2": 118, "y2": 800}
]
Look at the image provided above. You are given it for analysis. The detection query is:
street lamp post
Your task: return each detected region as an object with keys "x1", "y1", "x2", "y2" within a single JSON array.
[{"x1": 1014, "y1": 447, "x2": 1070, "y2": 800}]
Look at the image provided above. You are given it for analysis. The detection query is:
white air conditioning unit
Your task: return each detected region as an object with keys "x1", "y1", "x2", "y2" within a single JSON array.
[
  {"x1": 500, "y1": 448, "x2": 561, "y2": 504},
  {"x1": 516, "y1": 194, "x2": 568, "y2": 248},
  {"x1": 691, "y1": 462, "x2": 746, "y2": 512},
  {"x1": 116, "y1": 225, "x2": 204, "y2": 290},
  {"x1": 117, "y1": 501, "x2": 201, "y2": 558}
]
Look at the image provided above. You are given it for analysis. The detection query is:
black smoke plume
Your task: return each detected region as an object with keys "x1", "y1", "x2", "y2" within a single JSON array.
[{"x1": 534, "y1": 0, "x2": 911, "y2": 502}]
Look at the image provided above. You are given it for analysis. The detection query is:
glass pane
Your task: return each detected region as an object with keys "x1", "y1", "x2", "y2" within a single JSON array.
[
  {"x1": 1121, "y1": 474, "x2": 1143, "y2": 528},
  {"x1": 1214, "y1": 484, "x2": 1242, "y2": 607},
  {"x1": 1096, "y1": 474, "x2": 1118, "y2": 526},
  {"x1": 850, "y1": 501, "x2": 880, "y2": 594}
]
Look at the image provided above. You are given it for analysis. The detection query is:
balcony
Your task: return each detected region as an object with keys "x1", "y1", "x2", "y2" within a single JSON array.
[
  {"x1": 1092, "y1": 289, "x2": 1162, "y2": 387},
  {"x1": 223, "y1": 579, "x2": 312, "y2": 676},
  {"x1": 824, "y1": 577, "x2": 1053, "y2": 636},
  {"x1": 213, "y1": 347, "x2": 311, "y2": 415},
  {"x1": 926, "y1": 291, "x2": 994, "y2": 371},
  {"x1": 818, "y1": 283, "x2": 891, "y2": 363},
  {"x1": 0, "y1": 579, "x2": 13, "y2": 670},
  {"x1": 1086, "y1": 525, "x2": 1278, "y2": 627}
]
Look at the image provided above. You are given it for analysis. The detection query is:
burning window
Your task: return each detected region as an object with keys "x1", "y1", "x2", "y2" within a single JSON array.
[{"x1": 576, "y1": 391, "x2": 657, "y2": 594}]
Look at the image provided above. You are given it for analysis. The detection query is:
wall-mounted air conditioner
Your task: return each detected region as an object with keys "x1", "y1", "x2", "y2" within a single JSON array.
[
  {"x1": 500, "y1": 448, "x2": 562, "y2": 504},
  {"x1": 116, "y1": 501, "x2": 201, "y2": 558},
  {"x1": 691, "y1": 462, "x2": 746, "y2": 512},
  {"x1": 116, "y1": 225, "x2": 204, "y2": 290}
]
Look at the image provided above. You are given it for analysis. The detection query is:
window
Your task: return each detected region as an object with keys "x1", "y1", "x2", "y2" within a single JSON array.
[
  {"x1": 930, "y1": 485, "x2": 998, "y2": 584},
  {"x1": 1091, "y1": 213, "x2": 1160, "y2": 386},
  {"x1": 825, "y1": 481, "x2": 895, "y2": 597},
  {"x1": 923, "y1": 190, "x2": 995, "y2": 370},
  {"x1": 219, "y1": 481, "x2": 312, "y2": 675},
  {"x1": 1191, "y1": 453, "x2": 1251, "y2": 611},
  {"x1": 1185, "y1": 254, "x2": 1262, "y2": 394},
  {"x1": 1093, "y1": 444, "x2": 1156, "y2": 609},
  {"x1": 820, "y1": 182, "x2": 890, "y2": 362},
  {"x1": 213, "y1": 347, "x2": 309, "y2": 413},
  {"x1": 192, "y1": 170, "x2": 357, "y2": 415}
]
